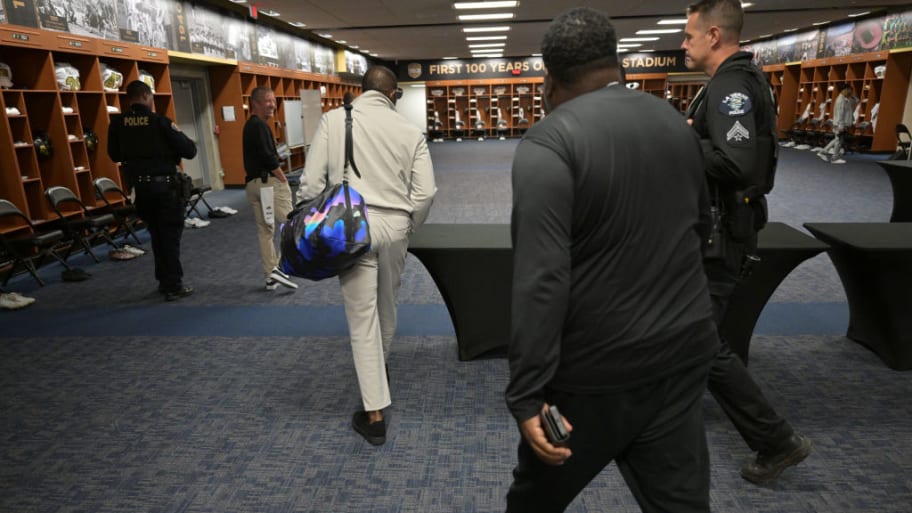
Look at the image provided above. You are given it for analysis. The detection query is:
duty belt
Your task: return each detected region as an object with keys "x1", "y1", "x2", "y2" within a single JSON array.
[{"x1": 135, "y1": 175, "x2": 178, "y2": 183}]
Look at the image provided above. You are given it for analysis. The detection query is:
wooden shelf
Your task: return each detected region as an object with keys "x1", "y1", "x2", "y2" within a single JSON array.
[
  {"x1": 0, "y1": 27, "x2": 175, "y2": 223},
  {"x1": 425, "y1": 78, "x2": 544, "y2": 140},
  {"x1": 209, "y1": 63, "x2": 361, "y2": 186},
  {"x1": 767, "y1": 50, "x2": 912, "y2": 152}
]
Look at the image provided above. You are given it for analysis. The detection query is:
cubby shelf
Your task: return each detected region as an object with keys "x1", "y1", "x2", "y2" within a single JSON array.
[
  {"x1": 425, "y1": 78, "x2": 544, "y2": 140},
  {"x1": 0, "y1": 25, "x2": 173, "y2": 231},
  {"x1": 209, "y1": 63, "x2": 360, "y2": 186}
]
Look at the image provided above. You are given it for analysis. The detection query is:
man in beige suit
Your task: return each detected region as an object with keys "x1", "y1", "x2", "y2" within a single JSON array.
[{"x1": 300, "y1": 66, "x2": 436, "y2": 445}]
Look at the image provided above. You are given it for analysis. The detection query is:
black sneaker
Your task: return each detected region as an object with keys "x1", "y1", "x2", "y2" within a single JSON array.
[
  {"x1": 269, "y1": 267, "x2": 298, "y2": 289},
  {"x1": 352, "y1": 411, "x2": 386, "y2": 446},
  {"x1": 741, "y1": 433, "x2": 813, "y2": 485},
  {"x1": 164, "y1": 285, "x2": 194, "y2": 302}
]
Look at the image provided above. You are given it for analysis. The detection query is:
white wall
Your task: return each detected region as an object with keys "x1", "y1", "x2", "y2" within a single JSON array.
[{"x1": 396, "y1": 82, "x2": 428, "y2": 135}]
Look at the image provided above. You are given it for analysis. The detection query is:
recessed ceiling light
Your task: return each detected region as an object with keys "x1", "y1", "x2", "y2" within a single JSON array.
[
  {"x1": 639, "y1": 49, "x2": 655, "y2": 52},
  {"x1": 442, "y1": 56, "x2": 460, "y2": 60},
  {"x1": 472, "y1": 51, "x2": 504, "y2": 55},
  {"x1": 531, "y1": 53, "x2": 541, "y2": 57},
  {"x1": 229, "y1": 0, "x2": 246, "y2": 3},
  {"x1": 784, "y1": 28, "x2": 798, "y2": 32},
  {"x1": 620, "y1": 37, "x2": 659, "y2": 42},
  {"x1": 336, "y1": 40, "x2": 348, "y2": 44},
  {"x1": 472, "y1": 48, "x2": 504, "y2": 52},
  {"x1": 657, "y1": 19, "x2": 687, "y2": 25},
  {"x1": 848, "y1": 11, "x2": 870, "y2": 17},
  {"x1": 318, "y1": 33, "x2": 333, "y2": 38},
  {"x1": 458, "y1": 13, "x2": 514, "y2": 21},
  {"x1": 466, "y1": 35, "x2": 508, "y2": 41},
  {"x1": 740, "y1": 39, "x2": 751, "y2": 43},
  {"x1": 618, "y1": 43, "x2": 642, "y2": 48},
  {"x1": 454, "y1": 1, "x2": 518, "y2": 8},
  {"x1": 350, "y1": 45, "x2": 359, "y2": 49},
  {"x1": 369, "y1": 53, "x2": 378, "y2": 57},
  {"x1": 260, "y1": 9, "x2": 280, "y2": 16},
  {"x1": 758, "y1": 33, "x2": 772, "y2": 38},
  {"x1": 474, "y1": 54, "x2": 503, "y2": 58},
  {"x1": 290, "y1": 22, "x2": 306, "y2": 28},
  {"x1": 617, "y1": 48, "x2": 629, "y2": 53},
  {"x1": 468, "y1": 43, "x2": 505, "y2": 48},
  {"x1": 812, "y1": 21, "x2": 829, "y2": 26},
  {"x1": 462, "y1": 26, "x2": 510, "y2": 32},
  {"x1": 636, "y1": 29, "x2": 682, "y2": 35},
  {"x1": 741, "y1": 2, "x2": 754, "y2": 7}
]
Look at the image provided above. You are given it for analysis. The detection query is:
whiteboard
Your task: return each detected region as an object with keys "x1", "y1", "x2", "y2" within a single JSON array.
[
  {"x1": 282, "y1": 99, "x2": 304, "y2": 148},
  {"x1": 300, "y1": 89, "x2": 324, "y2": 148}
]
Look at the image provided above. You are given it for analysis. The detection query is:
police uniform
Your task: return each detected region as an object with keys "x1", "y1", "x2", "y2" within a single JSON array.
[
  {"x1": 107, "y1": 103, "x2": 197, "y2": 297},
  {"x1": 687, "y1": 51, "x2": 795, "y2": 456}
]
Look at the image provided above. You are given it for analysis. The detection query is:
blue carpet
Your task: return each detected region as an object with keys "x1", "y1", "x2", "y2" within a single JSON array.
[{"x1": 0, "y1": 302, "x2": 848, "y2": 338}]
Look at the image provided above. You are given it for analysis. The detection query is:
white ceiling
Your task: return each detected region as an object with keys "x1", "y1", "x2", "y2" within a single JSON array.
[{"x1": 211, "y1": 1, "x2": 911, "y2": 61}]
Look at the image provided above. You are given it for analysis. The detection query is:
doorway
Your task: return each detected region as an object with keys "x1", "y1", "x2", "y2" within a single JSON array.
[{"x1": 171, "y1": 77, "x2": 211, "y2": 188}]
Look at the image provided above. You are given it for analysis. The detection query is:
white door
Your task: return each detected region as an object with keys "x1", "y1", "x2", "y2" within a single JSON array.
[{"x1": 171, "y1": 78, "x2": 210, "y2": 187}]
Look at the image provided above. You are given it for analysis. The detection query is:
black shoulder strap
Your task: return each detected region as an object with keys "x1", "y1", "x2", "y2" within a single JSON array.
[{"x1": 344, "y1": 104, "x2": 362, "y2": 181}]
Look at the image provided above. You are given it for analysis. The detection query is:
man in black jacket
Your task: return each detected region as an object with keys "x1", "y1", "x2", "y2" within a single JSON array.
[
  {"x1": 107, "y1": 80, "x2": 196, "y2": 301},
  {"x1": 683, "y1": 0, "x2": 812, "y2": 485},
  {"x1": 505, "y1": 8, "x2": 718, "y2": 512}
]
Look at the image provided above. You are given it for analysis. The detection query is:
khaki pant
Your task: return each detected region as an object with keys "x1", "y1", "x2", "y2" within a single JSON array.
[
  {"x1": 246, "y1": 177, "x2": 294, "y2": 279},
  {"x1": 340, "y1": 208, "x2": 411, "y2": 412}
]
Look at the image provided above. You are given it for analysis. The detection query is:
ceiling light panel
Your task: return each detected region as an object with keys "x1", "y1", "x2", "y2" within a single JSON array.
[
  {"x1": 453, "y1": 1, "x2": 518, "y2": 9},
  {"x1": 458, "y1": 13, "x2": 514, "y2": 21}
]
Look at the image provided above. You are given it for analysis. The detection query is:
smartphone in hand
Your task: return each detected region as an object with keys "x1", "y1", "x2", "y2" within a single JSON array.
[{"x1": 541, "y1": 405, "x2": 571, "y2": 444}]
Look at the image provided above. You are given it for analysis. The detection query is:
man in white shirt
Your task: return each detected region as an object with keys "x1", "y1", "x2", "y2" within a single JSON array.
[
  {"x1": 818, "y1": 84, "x2": 858, "y2": 164},
  {"x1": 300, "y1": 66, "x2": 436, "y2": 445}
]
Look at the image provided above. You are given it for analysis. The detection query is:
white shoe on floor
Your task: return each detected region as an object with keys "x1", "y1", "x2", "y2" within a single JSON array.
[
  {"x1": 265, "y1": 280, "x2": 279, "y2": 291},
  {"x1": 830, "y1": 158, "x2": 846, "y2": 164},
  {"x1": 1, "y1": 292, "x2": 35, "y2": 310}
]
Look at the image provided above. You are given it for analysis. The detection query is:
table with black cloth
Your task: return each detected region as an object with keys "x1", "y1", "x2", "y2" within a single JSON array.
[
  {"x1": 875, "y1": 160, "x2": 912, "y2": 222},
  {"x1": 408, "y1": 222, "x2": 826, "y2": 363},
  {"x1": 804, "y1": 222, "x2": 912, "y2": 370}
]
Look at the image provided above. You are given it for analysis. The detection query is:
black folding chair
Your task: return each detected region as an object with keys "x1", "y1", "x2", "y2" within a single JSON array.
[
  {"x1": 45, "y1": 186, "x2": 120, "y2": 263},
  {"x1": 94, "y1": 177, "x2": 144, "y2": 246},
  {"x1": 0, "y1": 199, "x2": 73, "y2": 286},
  {"x1": 185, "y1": 181, "x2": 214, "y2": 219}
]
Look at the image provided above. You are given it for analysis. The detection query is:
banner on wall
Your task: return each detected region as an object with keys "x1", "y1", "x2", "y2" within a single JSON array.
[
  {"x1": 398, "y1": 57, "x2": 545, "y2": 81},
  {"x1": 0, "y1": 0, "x2": 342, "y2": 74},
  {"x1": 621, "y1": 50, "x2": 688, "y2": 74}
]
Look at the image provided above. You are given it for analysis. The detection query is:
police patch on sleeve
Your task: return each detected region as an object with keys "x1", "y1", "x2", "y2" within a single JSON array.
[{"x1": 719, "y1": 92, "x2": 752, "y2": 116}]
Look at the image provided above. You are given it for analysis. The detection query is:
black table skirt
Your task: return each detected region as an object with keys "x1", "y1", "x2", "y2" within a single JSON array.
[{"x1": 408, "y1": 223, "x2": 826, "y2": 362}]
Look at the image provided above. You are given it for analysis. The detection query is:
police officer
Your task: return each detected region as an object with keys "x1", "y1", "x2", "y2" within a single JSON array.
[
  {"x1": 683, "y1": 0, "x2": 812, "y2": 484},
  {"x1": 107, "y1": 80, "x2": 197, "y2": 301}
]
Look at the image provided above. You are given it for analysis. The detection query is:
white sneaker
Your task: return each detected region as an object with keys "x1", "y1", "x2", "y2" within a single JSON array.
[
  {"x1": 1, "y1": 292, "x2": 35, "y2": 310},
  {"x1": 817, "y1": 152, "x2": 830, "y2": 162},
  {"x1": 269, "y1": 267, "x2": 298, "y2": 289},
  {"x1": 781, "y1": 141, "x2": 796, "y2": 148},
  {"x1": 216, "y1": 206, "x2": 238, "y2": 215},
  {"x1": 265, "y1": 280, "x2": 279, "y2": 291},
  {"x1": 830, "y1": 158, "x2": 846, "y2": 164},
  {"x1": 122, "y1": 245, "x2": 146, "y2": 256},
  {"x1": 794, "y1": 144, "x2": 811, "y2": 150}
]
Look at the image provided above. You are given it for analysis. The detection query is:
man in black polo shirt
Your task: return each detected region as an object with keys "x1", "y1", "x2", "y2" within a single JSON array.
[
  {"x1": 107, "y1": 80, "x2": 197, "y2": 301},
  {"x1": 505, "y1": 8, "x2": 718, "y2": 512},
  {"x1": 242, "y1": 86, "x2": 297, "y2": 291}
]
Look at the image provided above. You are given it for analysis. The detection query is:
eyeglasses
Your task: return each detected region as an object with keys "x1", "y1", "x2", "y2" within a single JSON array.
[{"x1": 394, "y1": 87, "x2": 403, "y2": 100}]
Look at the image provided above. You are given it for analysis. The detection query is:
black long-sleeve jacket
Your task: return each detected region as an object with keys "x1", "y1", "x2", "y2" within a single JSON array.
[
  {"x1": 687, "y1": 51, "x2": 778, "y2": 198},
  {"x1": 506, "y1": 85, "x2": 719, "y2": 424},
  {"x1": 107, "y1": 103, "x2": 196, "y2": 175}
]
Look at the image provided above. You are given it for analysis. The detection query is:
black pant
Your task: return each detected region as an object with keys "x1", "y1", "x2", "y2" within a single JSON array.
[
  {"x1": 506, "y1": 361, "x2": 713, "y2": 513},
  {"x1": 705, "y1": 241, "x2": 793, "y2": 455},
  {"x1": 134, "y1": 185, "x2": 185, "y2": 291}
]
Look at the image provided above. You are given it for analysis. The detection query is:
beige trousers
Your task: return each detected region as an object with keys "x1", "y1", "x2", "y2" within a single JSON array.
[
  {"x1": 245, "y1": 177, "x2": 294, "y2": 279},
  {"x1": 340, "y1": 208, "x2": 411, "y2": 412}
]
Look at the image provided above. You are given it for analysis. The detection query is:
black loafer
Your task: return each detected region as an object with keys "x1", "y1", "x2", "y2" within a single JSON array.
[
  {"x1": 352, "y1": 411, "x2": 386, "y2": 446},
  {"x1": 741, "y1": 433, "x2": 813, "y2": 484},
  {"x1": 164, "y1": 285, "x2": 194, "y2": 302}
]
